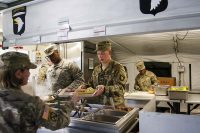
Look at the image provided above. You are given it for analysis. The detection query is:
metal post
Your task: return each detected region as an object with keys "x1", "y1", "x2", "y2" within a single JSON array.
[{"x1": 189, "y1": 64, "x2": 192, "y2": 91}]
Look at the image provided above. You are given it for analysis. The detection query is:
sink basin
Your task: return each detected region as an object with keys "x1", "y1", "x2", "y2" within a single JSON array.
[{"x1": 83, "y1": 115, "x2": 120, "y2": 124}]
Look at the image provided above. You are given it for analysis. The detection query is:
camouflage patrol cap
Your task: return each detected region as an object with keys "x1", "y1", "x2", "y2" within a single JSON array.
[
  {"x1": 96, "y1": 41, "x2": 111, "y2": 51},
  {"x1": 136, "y1": 60, "x2": 145, "y2": 71},
  {"x1": 44, "y1": 44, "x2": 58, "y2": 56},
  {"x1": 1, "y1": 51, "x2": 37, "y2": 69}
]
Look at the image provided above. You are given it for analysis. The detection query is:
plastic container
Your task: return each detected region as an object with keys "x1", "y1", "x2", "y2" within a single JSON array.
[
  {"x1": 154, "y1": 85, "x2": 170, "y2": 96},
  {"x1": 168, "y1": 86, "x2": 189, "y2": 100}
]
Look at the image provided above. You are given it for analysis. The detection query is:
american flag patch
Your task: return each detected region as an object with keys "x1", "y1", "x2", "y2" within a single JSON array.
[{"x1": 42, "y1": 105, "x2": 50, "y2": 120}]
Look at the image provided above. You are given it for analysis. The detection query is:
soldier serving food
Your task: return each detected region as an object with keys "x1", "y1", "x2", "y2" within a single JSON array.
[
  {"x1": 134, "y1": 60, "x2": 158, "y2": 92},
  {"x1": 78, "y1": 41, "x2": 128, "y2": 107},
  {"x1": 44, "y1": 44, "x2": 85, "y2": 96}
]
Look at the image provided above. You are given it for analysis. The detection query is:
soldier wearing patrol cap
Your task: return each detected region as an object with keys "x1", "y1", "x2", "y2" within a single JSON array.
[
  {"x1": 79, "y1": 41, "x2": 127, "y2": 107},
  {"x1": 1, "y1": 51, "x2": 37, "y2": 68},
  {"x1": 96, "y1": 40, "x2": 111, "y2": 51},
  {"x1": 134, "y1": 60, "x2": 158, "y2": 91},
  {"x1": 0, "y1": 51, "x2": 80, "y2": 133},
  {"x1": 136, "y1": 60, "x2": 146, "y2": 71},
  {"x1": 44, "y1": 44, "x2": 57, "y2": 56},
  {"x1": 44, "y1": 44, "x2": 84, "y2": 95}
]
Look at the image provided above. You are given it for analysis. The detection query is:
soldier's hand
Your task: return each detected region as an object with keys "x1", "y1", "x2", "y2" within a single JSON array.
[
  {"x1": 78, "y1": 85, "x2": 87, "y2": 90},
  {"x1": 148, "y1": 86, "x2": 155, "y2": 94},
  {"x1": 75, "y1": 85, "x2": 87, "y2": 93},
  {"x1": 58, "y1": 88, "x2": 74, "y2": 96},
  {"x1": 58, "y1": 89, "x2": 65, "y2": 96},
  {"x1": 93, "y1": 85, "x2": 105, "y2": 96},
  {"x1": 71, "y1": 92, "x2": 80, "y2": 105},
  {"x1": 41, "y1": 95, "x2": 55, "y2": 102}
]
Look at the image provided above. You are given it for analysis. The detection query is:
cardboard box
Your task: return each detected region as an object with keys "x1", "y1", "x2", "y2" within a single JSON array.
[{"x1": 157, "y1": 77, "x2": 176, "y2": 86}]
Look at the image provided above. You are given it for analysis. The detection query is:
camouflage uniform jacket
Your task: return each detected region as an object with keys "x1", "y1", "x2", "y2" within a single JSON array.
[
  {"x1": 47, "y1": 59, "x2": 84, "y2": 94},
  {"x1": 0, "y1": 88, "x2": 74, "y2": 133},
  {"x1": 134, "y1": 70, "x2": 158, "y2": 91},
  {"x1": 88, "y1": 60, "x2": 127, "y2": 106}
]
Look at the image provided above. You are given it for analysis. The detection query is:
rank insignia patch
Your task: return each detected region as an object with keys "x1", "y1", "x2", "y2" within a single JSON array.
[{"x1": 120, "y1": 75, "x2": 125, "y2": 81}]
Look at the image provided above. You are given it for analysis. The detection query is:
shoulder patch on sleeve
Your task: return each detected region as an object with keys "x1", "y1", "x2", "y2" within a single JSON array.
[
  {"x1": 49, "y1": 111, "x2": 59, "y2": 121},
  {"x1": 120, "y1": 74, "x2": 125, "y2": 81}
]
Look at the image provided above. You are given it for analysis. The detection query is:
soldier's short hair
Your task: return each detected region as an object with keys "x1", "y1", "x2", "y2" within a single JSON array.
[{"x1": 96, "y1": 41, "x2": 111, "y2": 52}]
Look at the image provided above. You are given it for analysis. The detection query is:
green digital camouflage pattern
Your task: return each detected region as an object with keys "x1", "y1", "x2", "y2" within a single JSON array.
[
  {"x1": 47, "y1": 59, "x2": 84, "y2": 93},
  {"x1": 88, "y1": 60, "x2": 127, "y2": 106},
  {"x1": 134, "y1": 70, "x2": 158, "y2": 91},
  {"x1": 0, "y1": 89, "x2": 74, "y2": 133}
]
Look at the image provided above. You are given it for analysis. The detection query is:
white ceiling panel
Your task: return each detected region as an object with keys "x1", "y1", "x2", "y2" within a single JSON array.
[{"x1": 88, "y1": 29, "x2": 200, "y2": 56}]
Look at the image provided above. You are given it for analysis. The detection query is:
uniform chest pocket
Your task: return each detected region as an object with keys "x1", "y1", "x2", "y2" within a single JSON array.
[
  {"x1": 99, "y1": 74, "x2": 113, "y2": 85},
  {"x1": 98, "y1": 73, "x2": 105, "y2": 85},
  {"x1": 104, "y1": 74, "x2": 112, "y2": 81}
]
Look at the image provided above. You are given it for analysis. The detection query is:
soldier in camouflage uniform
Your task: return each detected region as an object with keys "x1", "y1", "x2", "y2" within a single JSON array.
[
  {"x1": 80, "y1": 41, "x2": 127, "y2": 107},
  {"x1": 0, "y1": 51, "x2": 80, "y2": 133},
  {"x1": 44, "y1": 44, "x2": 84, "y2": 95},
  {"x1": 134, "y1": 61, "x2": 158, "y2": 91}
]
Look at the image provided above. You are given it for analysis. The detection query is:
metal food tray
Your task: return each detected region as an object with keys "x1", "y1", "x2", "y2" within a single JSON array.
[
  {"x1": 155, "y1": 85, "x2": 170, "y2": 96},
  {"x1": 70, "y1": 108, "x2": 139, "y2": 133},
  {"x1": 168, "y1": 90, "x2": 188, "y2": 100}
]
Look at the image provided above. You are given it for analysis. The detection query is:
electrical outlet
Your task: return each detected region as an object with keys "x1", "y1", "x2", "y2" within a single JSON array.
[{"x1": 177, "y1": 65, "x2": 185, "y2": 72}]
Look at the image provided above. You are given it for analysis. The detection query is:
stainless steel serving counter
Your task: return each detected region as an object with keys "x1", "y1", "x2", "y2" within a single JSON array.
[
  {"x1": 37, "y1": 127, "x2": 95, "y2": 133},
  {"x1": 125, "y1": 91, "x2": 200, "y2": 114},
  {"x1": 70, "y1": 108, "x2": 139, "y2": 133},
  {"x1": 125, "y1": 91, "x2": 155, "y2": 108},
  {"x1": 37, "y1": 102, "x2": 139, "y2": 133}
]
